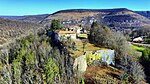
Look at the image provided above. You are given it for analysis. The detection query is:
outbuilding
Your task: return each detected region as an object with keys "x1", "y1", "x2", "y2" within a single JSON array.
[{"x1": 133, "y1": 37, "x2": 143, "y2": 43}]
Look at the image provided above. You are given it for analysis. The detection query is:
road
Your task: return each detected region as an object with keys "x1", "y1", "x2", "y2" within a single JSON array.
[{"x1": 131, "y1": 42, "x2": 150, "y2": 49}]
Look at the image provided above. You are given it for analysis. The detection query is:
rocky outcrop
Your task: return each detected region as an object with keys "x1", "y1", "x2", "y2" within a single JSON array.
[{"x1": 73, "y1": 55, "x2": 87, "y2": 73}]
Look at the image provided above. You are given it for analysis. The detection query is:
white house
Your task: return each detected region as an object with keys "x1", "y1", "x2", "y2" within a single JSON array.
[
  {"x1": 133, "y1": 37, "x2": 143, "y2": 42},
  {"x1": 76, "y1": 28, "x2": 81, "y2": 34}
]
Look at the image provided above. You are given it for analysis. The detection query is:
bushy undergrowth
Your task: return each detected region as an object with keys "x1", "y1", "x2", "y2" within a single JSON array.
[{"x1": 89, "y1": 22, "x2": 146, "y2": 83}]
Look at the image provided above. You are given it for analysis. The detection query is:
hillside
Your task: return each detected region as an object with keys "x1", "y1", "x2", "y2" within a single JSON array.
[
  {"x1": 0, "y1": 8, "x2": 148, "y2": 83},
  {"x1": 0, "y1": 18, "x2": 43, "y2": 46},
  {"x1": 41, "y1": 8, "x2": 150, "y2": 30},
  {"x1": 1, "y1": 8, "x2": 150, "y2": 47},
  {"x1": 0, "y1": 14, "x2": 49, "y2": 23},
  {"x1": 1, "y1": 8, "x2": 150, "y2": 31},
  {"x1": 135, "y1": 11, "x2": 150, "y2": 19}
]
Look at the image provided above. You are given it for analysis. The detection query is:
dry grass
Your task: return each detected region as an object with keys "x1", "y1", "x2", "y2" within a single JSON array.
[
  {"x1": 84, "y1": 65, "x2": 122, "y2": 78},
  {"x1": 69, "y1": 50, "x2": 84, "y2": 57},
  {"x1": 84, "y1": 65, "x2": 147, "y2": 84},
  {"x1": 84, "y1": 65, "x2": 124, "y2": 84},
  {"x1": 69, "y1": 39, "x2": 108, "y2": 57},
  {"x1": 75, "y1": 40, "x2": 101, "y2": 51}
]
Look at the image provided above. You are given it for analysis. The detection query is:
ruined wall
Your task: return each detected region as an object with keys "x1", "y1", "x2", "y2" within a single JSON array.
[
  {"x1": 73, "y1": 50, "x2": 115, "y2": 72},
  {"x1": 96, "y1": 50, "x2": 115, "y2": 65},
  {"x1": 73, "y1": 55, "x2": 87, "y2": 73}
]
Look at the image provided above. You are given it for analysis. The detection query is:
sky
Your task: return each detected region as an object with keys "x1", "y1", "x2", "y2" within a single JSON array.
[{"x1": 0, "y1": 0, "x2": 150, "y2": 16}]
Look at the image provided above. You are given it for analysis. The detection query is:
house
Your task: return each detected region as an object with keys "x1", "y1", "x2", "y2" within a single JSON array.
[
  {"x1": 63, "y1": 25, "x2": 80, "y2": 31},
  {"x1": 76, "y1": 27, "x2": 87, "y2": 34},
  {"x1": 133, "y1": 37, "x2": 143, "y2": 43},
  {"x1": 57, "y1": 30, "x2": 76, "y2": 39},
  {"x1": 63, "y1": 25, "x2": 87, "y2": 34}
]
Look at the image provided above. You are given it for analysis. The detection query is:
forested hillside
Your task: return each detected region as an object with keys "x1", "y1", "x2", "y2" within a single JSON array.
[
  {"x1": 135, "y1": 11, "x2": 150, "y2": 19},
  {"x1": 0, "y1": 30, "x2": 77, "y2": 84},
  {"x1": 0, "y1": 18, "x2": 43, "y2": 46},
  {"x1": 0, "y1": 14, "x2": 49, "y2": 23},
  {"x1": 0, "y1": 8, "x2": 150, "y2": 84}
]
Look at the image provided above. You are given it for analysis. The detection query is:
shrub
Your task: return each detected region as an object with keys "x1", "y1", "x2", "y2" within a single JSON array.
[
  {"x1": 142, "y1": 48, "x2": 150, "y2": 61},
  {"x1": 120, "y1": 73, "x2": 129, "y2": 83},
  {"x1": 102, "y1": 25, "x2": 110, "y2": 32},
  {"x1": 140, "y1": 48, "x2": 150, "y2": 77},
  {"x1": 101, "y1": 61, "x2": 108, "y2": 67},
  {"x1": 27, "y1": 34, "x2": 34, "y2": 42},
  {"x1": 144, "y1": 38, "x2": 150, "y2": 44},
  {"x1": 43, "y1": 58, "x2": 60, "y2": 83},
  {"x1": 78, "y1": 78, "x2": 85, "y2": 84},
  {"x1": 25, "y1": 50, "x2": 34, "y2": 65},
  {"x1": 50, "y1": 20, "x2": 62, "y2": 31},
  {"x1": 129, "y1": 61, "x2": 145, "y2": 83},
  {"x1": 91, "y1": 21, "x2": 99, "y2": 28},
  {"x1": 12, "y1": 59, "x2": 21, "y2": 83}
]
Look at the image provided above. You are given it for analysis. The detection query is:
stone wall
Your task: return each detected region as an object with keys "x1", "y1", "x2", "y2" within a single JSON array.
[
  {"x1": 73, "y1": 49, "x2": 115, "y2": 72},
  {"x1": 73, "y1": 55, "x2": 87, "y2": 73}
]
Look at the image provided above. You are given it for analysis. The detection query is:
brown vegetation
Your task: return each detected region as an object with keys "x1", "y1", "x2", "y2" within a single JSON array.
[
  {"x1": 84, "y1": 65, "x2": 124, "y2": 84},
  {"x1": 47, "y1": 12, "x2": 99, "y2": 21},
  {"x1": 0, "y1": 18, "x2": 43, "y2": 45}
]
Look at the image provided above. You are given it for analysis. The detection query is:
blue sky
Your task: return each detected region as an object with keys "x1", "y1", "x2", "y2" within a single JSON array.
[{"x1": 0, "y1": 0, "x2": 150, "y2": 16}]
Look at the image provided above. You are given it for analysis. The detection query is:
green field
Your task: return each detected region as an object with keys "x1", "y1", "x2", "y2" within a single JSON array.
[
  {"x1": 130, "y1": 45, "x2": 145, "y2": 51},
  {"x1": 130, "y1": 45, "x2": 145, "y2": 56}
]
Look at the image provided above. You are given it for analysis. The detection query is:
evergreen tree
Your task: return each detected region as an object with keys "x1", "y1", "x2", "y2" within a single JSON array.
[
  {"x1": 50, "y1": 20, "x2": 61, "y2": 31},
  {"x1": 91, "y1": 21, "x2": 99, "y2": 28}
]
